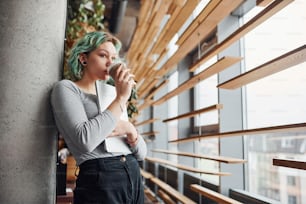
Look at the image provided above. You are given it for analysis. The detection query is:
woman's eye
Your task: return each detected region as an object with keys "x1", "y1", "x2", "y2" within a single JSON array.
[{"x1": 99, "y1": 53, "x2": 107, "y2": 58}]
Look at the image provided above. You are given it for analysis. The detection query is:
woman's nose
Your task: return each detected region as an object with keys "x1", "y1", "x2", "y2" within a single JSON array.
[
  {"x1": 108, "y1": 56, "x2": 114, "y2": 65},
  {"x1": 106, "y1": 58, "x2": 113, "y2": 67}
]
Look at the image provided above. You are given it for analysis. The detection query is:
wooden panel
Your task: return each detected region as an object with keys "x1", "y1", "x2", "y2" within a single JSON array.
[
  {"x1": 218, "y1": 45, "x2": 306, "y2": 89},
  {"x1": 169, "y1": 123, "x2": 306, "y2": 143},
  {"x1": 163, "y1": 104, "x2": 223, "y2": 122},
  {"x1": 176, "y1": 0, "x2": 222, "y2": 45},
  {"x1": 139, "y1": 78, "x2": 161, "y2": 99},
  {"x1": 127, "y1": 0, "x2": 154, "y2": 66},
  {"x1": 190, "y1": 184, "x2": 242, "y2": 204},
  {"x1": 140, "y1": 168, "x2": 154, "y2": 179},
  {"x1": 189, "y1": 0, "x2": 294, "y2": 72},
  {"x1": 134, "y1": 118, "x2": 160, "y2": 127},
  {"x1": 137, "y1": 99, "x2": 154, "y2": 111},
  {"x1": 138, "y1": 0, "x2": 243, "y2": 96},
  {"x1": 150, "y1": 177, "x2": 197, "y2": 204},
  {"x1": 257, "y1": 0, "x2": 275, "y2": 7},
  {"x1": 273, "y1": 158, "x2": 306, "y2": 170},
  {"x1": 153, "y1": 56, "x2": 241, "y2": 106},
  {"x1": 152, "y1": 149, "x2": 246, "y2": 164},
  {"x1": 144, "y1": 188, "x2": 159, "y2": 203},
  {"x1": 134, "y1": 0, "x2": 172, "y2": 71},
  {"x1": 145, "y1": 157, "x2": 231, "y2": 176},
  {"x1": 138, "y1": 0, "x2": 154, "y2": 26},
  {"x1": 129, "y1": 0, "x2": 171, "y2": 74},
  {"x1": 158, "y1": 190, "x2": 176, "y2": 204},
  {"x1": 152, "y1": 0, "x2": 198, "y2": 55},
  {"x1": 141, "y1": 131, "x2": 159, "y2": 136},
  {"x1": 134, "y1": 58, "x2": 154, "y2": 81},
  {"x1": 138, "y1": 78, "x2": 159, "y2": 98},
  {"x1": 145, "y1": 79, "x2": 169, "y2": 100},
  {"x1": 157, "y1": 0, "x2": 244, "y2": 76},
  {"x1": 150, "y1": 1, "x2": 187, "y2": 55}
]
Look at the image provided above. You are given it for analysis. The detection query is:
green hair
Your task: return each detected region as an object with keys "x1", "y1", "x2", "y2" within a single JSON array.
[{"x1": 68, "y1": 31, "x2": 122, "y2": 80}]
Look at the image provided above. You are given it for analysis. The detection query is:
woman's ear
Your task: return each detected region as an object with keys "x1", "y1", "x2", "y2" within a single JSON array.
[{"x1": 79, "y1": 53, "x2": 88, "y2": 66}]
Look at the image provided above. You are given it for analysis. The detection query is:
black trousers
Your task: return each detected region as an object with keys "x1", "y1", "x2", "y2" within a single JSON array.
[{"x1": 74, "y1": 154, "x2": 144, "y2": 204}]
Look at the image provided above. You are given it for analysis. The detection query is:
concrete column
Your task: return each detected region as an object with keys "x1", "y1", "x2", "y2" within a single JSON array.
[{"x1": 0, "y1": 0, "x2": 67, "y2": 203}]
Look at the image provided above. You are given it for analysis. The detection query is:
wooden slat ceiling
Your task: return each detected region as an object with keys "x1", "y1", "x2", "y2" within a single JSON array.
[
  {"x1": 125, "y1": 0, "x2": 293, "y2": 111},
  {"x1": 126, "y1": 0, "x2": 244, "y2": 98}
]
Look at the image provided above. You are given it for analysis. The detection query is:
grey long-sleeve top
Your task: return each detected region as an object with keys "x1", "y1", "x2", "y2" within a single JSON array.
[{"x1": 51, "y1": 80, "x2": 147, "y2": 165}]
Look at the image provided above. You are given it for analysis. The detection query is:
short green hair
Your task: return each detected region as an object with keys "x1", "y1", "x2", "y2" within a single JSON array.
[{"x1": 68, "y1": 31, "x2": 122, "y2": 80}]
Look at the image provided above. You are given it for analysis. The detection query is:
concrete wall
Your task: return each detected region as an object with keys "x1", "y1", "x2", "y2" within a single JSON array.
[{"x1": 0, "y1": 0, "x2": 67, "y2": 203}]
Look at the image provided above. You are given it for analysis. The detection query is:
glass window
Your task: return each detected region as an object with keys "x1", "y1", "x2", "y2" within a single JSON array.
[
  {"x1": 243, "y1": 1, "x2": 306, "y2": 203},
  {"x1": 288, "y1": 195, "x2": 297, "y2": 204},
  {"x1": 194, "y1": 56, "x2": 218, "y2": 127},
  {"x1": 287, "y1": 176, "x2": 296, "y2": 186},
  {"x1": 193, "y1": 56, "x2": 219, "y2": 185}
]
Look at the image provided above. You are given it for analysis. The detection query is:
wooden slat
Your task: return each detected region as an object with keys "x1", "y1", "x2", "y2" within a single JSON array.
[
  {"x1": 138, "y1": 0, "x2": 243, "y2": 97},
  {"x1": 141, "y1": 131, "x2": 159, "y2": 136},
  {"x1": 140, "y1": 168, "x2": 154, "y2": 179},
  {"x1": 218, "y1": 44, "x2": 306, "y2": 89},
  {"x1": 129, "y1": 0, "x2": 160, "y2": 70},
  {"x1": 127, "y1": 0, "x2": 154, "y2": 66},
  {"x1": 137, "y1": 99, "x2": 154, "y2": 111},
  {"x1": 156, "y1": 0, "x2": 244, "y2": 76},
  {"x1": 145, "y1": 79, "x2": 169, "y2": 100},
  {"x1": 176, "y1": 0, "x2": 221, "y2": 45},
  {"x1": 134, "y1": 58, "x2": 154, "y2": 81},
  {"x1": 152, "y1": 149, "x2": 246, "y2": 164},
  {"x1": 257, "y1": 0, "x2": 275, "y2": 7},
  {"x1": 141, "y1": 169, "x2": 196, "y2": 204},
  {"x1": 153, "y1": 56, "x2": 241, "y2": 106},
  {"x1": 145, "y1": 157, "x2": 231, "y2": 176},
  {"x1": 144, "y1": 188, "x2": 159, "y2": 203},
  {"x1": 138, "y1": 78, "x2": 159, "y2": 98},
  {"x1": 137, "y1": 0, "x2": 154, "y2": 26},
  {"x1": 132, "y1": 0, "x2": 173, "y2": 77},
  {"x1": 189, "y1": 0, "x2": 294, "y2": 72},
  {"x1": 190, "y1": 184, "x2": 242, "y2": 204},
  {"x1": 273, "y1": 158, "x2": 306, "y2": 170},
  {"x1": 169, "y1": 123, "x2": 306, "y2": 143},
  {"x1": 163, "y1": 104, "x2": 223, "y2": 122},
  {"x1": 158, "y1": 190, "x2": 176, "y2": 204},
  {"x1": 151, "y1": 0, "x2": 198, "y2": 55},
  {"x1": 135, "y1": 118, "x2": 159, "y2": 127},
  {"x1": 136, "y1": 59, "x2": 156, "y2": 82},
  {"x1": 138, "y1": 78, "x2": 161, "y2": 99},
  {"x1": 150, "y1": 177, "x2": 196, "y2": 204}
]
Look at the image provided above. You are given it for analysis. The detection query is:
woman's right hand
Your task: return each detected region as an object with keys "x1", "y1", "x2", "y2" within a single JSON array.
[{"x1": 112, "y1": 65, "x2": 135, "y2": 104}]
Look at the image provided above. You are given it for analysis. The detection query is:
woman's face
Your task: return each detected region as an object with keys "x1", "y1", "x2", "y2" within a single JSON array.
[{"x1": 83, "y1": 41, "x2": 118, "y2": 80}]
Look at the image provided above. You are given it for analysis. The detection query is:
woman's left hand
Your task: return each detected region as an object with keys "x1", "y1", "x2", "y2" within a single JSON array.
[{"x1": 109, "y1": 120, "x2": 138, "y2": 144}]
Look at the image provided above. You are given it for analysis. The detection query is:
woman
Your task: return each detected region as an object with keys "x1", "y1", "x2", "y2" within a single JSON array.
[{"x1": 51, "y1": 31, "x2": 147, "y2": 204}]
